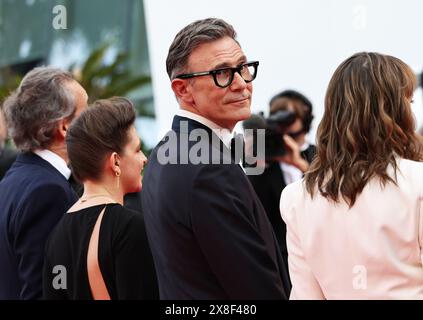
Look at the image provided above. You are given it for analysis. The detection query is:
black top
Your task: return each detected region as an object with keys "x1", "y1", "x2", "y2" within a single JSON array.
[{"x1": 42, "y1": 204, "x2": 158, "y2": 300}]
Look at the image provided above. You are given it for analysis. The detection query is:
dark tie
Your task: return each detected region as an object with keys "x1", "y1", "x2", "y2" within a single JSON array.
[{"x1": 230, "y1": 133, "x2": 245, "y2": 165}]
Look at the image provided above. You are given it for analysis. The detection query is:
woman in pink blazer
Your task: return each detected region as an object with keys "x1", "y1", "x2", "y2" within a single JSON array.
[{"x1": 281, "y1": 52, "x2": 423, "y2": 299}]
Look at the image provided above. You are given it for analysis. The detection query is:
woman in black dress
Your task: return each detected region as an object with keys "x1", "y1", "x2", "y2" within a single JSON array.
[{"x1": 43, "y1": 97, "x2": 158, "y2": 299}]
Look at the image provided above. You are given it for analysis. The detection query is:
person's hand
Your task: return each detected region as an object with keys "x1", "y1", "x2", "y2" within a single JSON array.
[{"x1": 278, "y1": 135, "x2": 309, "y2": 173}]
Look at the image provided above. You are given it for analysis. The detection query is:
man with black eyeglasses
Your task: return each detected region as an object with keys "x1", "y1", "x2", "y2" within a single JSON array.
[{"x1": 141, "y1": 18, "x2": 290, "y2": 299}]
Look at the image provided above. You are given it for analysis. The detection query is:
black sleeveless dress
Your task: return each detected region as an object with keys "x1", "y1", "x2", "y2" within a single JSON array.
[{"x1": 43, "y1": 203, "x2": 158, "y2": 299}]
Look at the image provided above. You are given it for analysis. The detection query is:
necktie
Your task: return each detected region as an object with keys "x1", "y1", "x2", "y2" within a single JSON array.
[{"x1": 230, "y1": 133, "x2": 245, "y2": 166}]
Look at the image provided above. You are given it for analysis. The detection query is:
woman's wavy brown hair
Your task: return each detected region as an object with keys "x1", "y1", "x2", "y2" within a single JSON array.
[{"x1": 305, "y1": 52, "x2": 423, "y2": 207}]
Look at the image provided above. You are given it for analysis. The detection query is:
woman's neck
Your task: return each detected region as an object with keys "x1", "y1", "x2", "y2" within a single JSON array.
[{"x1": 81, "y1": 180, "x2": 124, "y2": 206}]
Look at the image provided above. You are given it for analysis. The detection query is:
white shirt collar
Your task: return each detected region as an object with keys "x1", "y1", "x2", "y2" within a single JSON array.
[
  {"x1": 177, "y1": 109, "x2": 234, "y2": 149},
  {"x1": 300, "y1": 141, "x2": 310, "y2": 152},
  {"x1": 34, "y1": 149, "x2": 71, "y2": 180},
  {"x1": 280, "y1": 162, "x2": 303, "y2": 185},
  {"x1": 280, "y1": 141, "x2": 310, "y2": 184}
]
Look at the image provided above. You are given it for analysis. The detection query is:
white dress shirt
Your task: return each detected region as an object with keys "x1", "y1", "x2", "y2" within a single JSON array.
[
  {"x1": 280, "y1": 158, "x2": 423, "y2": 299},
  {"x1": 34, "y1": 149, "x2": 71, "y2": 180},
  {"x1": 280, "y1": 163, "x2": 303, "y2": 185},
  {"x1": 177, "y1": 109, "x2": 234, "y2": 149},
  {"x1": 279, "y1": 142, "x2": 310, "y2": 185}
]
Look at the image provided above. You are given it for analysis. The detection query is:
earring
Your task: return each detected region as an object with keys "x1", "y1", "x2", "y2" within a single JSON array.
[{"x1": 115, "y1": 171, "x2": 120, "y2": 190}]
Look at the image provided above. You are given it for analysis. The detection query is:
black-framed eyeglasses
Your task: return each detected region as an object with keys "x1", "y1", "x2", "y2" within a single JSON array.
[{"x1": 175, "y1": 61, "x2": 259, "y2": 88}]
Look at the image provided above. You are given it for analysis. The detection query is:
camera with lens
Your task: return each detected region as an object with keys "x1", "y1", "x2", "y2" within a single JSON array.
[{"x1": 242, "y1": 110, "x2": 297, "y2": 161}]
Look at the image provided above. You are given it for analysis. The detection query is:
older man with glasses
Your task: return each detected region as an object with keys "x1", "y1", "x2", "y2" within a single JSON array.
[{"x1": 141, "y1": 18, "x2": 290, "y2": 299}]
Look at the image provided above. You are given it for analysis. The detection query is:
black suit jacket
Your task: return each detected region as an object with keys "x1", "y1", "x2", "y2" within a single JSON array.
[
  {"x1": 141, "y1": 116, "x2": 290, "y2": 299},
  {"x1": 248, "y1": 162, "x2": 289, "y2": 272},
  {"x1": 248, "y1": 144, "x2": 316, "y2": 281},
  {"x1": 0, "y1": 153, "x2": 78, "y2": 299}
]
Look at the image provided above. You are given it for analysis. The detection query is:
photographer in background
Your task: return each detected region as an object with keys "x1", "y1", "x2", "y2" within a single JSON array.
[
  {"x1": 247, "y1": 89, "x2": 315, "y2": 280},
  {"x1": 269, "y1": 90, "x2": 316, "y2": 173}
]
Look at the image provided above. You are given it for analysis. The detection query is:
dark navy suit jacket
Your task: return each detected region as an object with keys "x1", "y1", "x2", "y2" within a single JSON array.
[
  {"x1": 142, "y1": 116, "x2": 291, "y2": 299},
  {"x1": 0, "y1": 153, "x2": 77, "y2": 299}
]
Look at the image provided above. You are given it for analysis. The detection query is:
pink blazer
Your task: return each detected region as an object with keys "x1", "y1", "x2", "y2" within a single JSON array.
[{"x1": 280, "y1": 158, "x2": 423, "y2": 299}]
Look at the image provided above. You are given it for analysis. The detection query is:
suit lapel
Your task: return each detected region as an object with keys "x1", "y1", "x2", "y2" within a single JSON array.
[{"x1": 171, "y1": 116, "x2": 235, "y2": 164}]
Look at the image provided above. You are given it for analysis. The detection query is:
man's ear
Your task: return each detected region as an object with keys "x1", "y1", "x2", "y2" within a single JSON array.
[
  {"x1": 57, "y1": 119, "x2": 68, "y2": 140},
  {"x1": 171, "y1": 79, "x2": 194, "y2": 105}
]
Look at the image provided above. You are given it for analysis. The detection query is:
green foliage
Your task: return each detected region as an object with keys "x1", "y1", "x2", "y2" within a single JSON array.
[
  {"x1": 0, "y1": 68, "x2": 22, "y2": 104},
  {"x1": 71, "y1": 43, "x2": 154, "y2": 117},
  {"x1": 0, "y1": 69, "x2": 20, "y2": 150},
  {"x1": 0, "y1": 42, "x2": 154, "y2": 117},
  {"x1": 0, "y1": 43, "x2": 155, "y2": 152}
]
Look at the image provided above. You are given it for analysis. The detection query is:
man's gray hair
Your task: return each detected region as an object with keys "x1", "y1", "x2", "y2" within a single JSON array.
[
  {"x1": 2, "y1": 67, "x2": 76, "y2": 152},
  {"x1": 166, "y1": 18, "x2": 237, "y2": 80}
]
